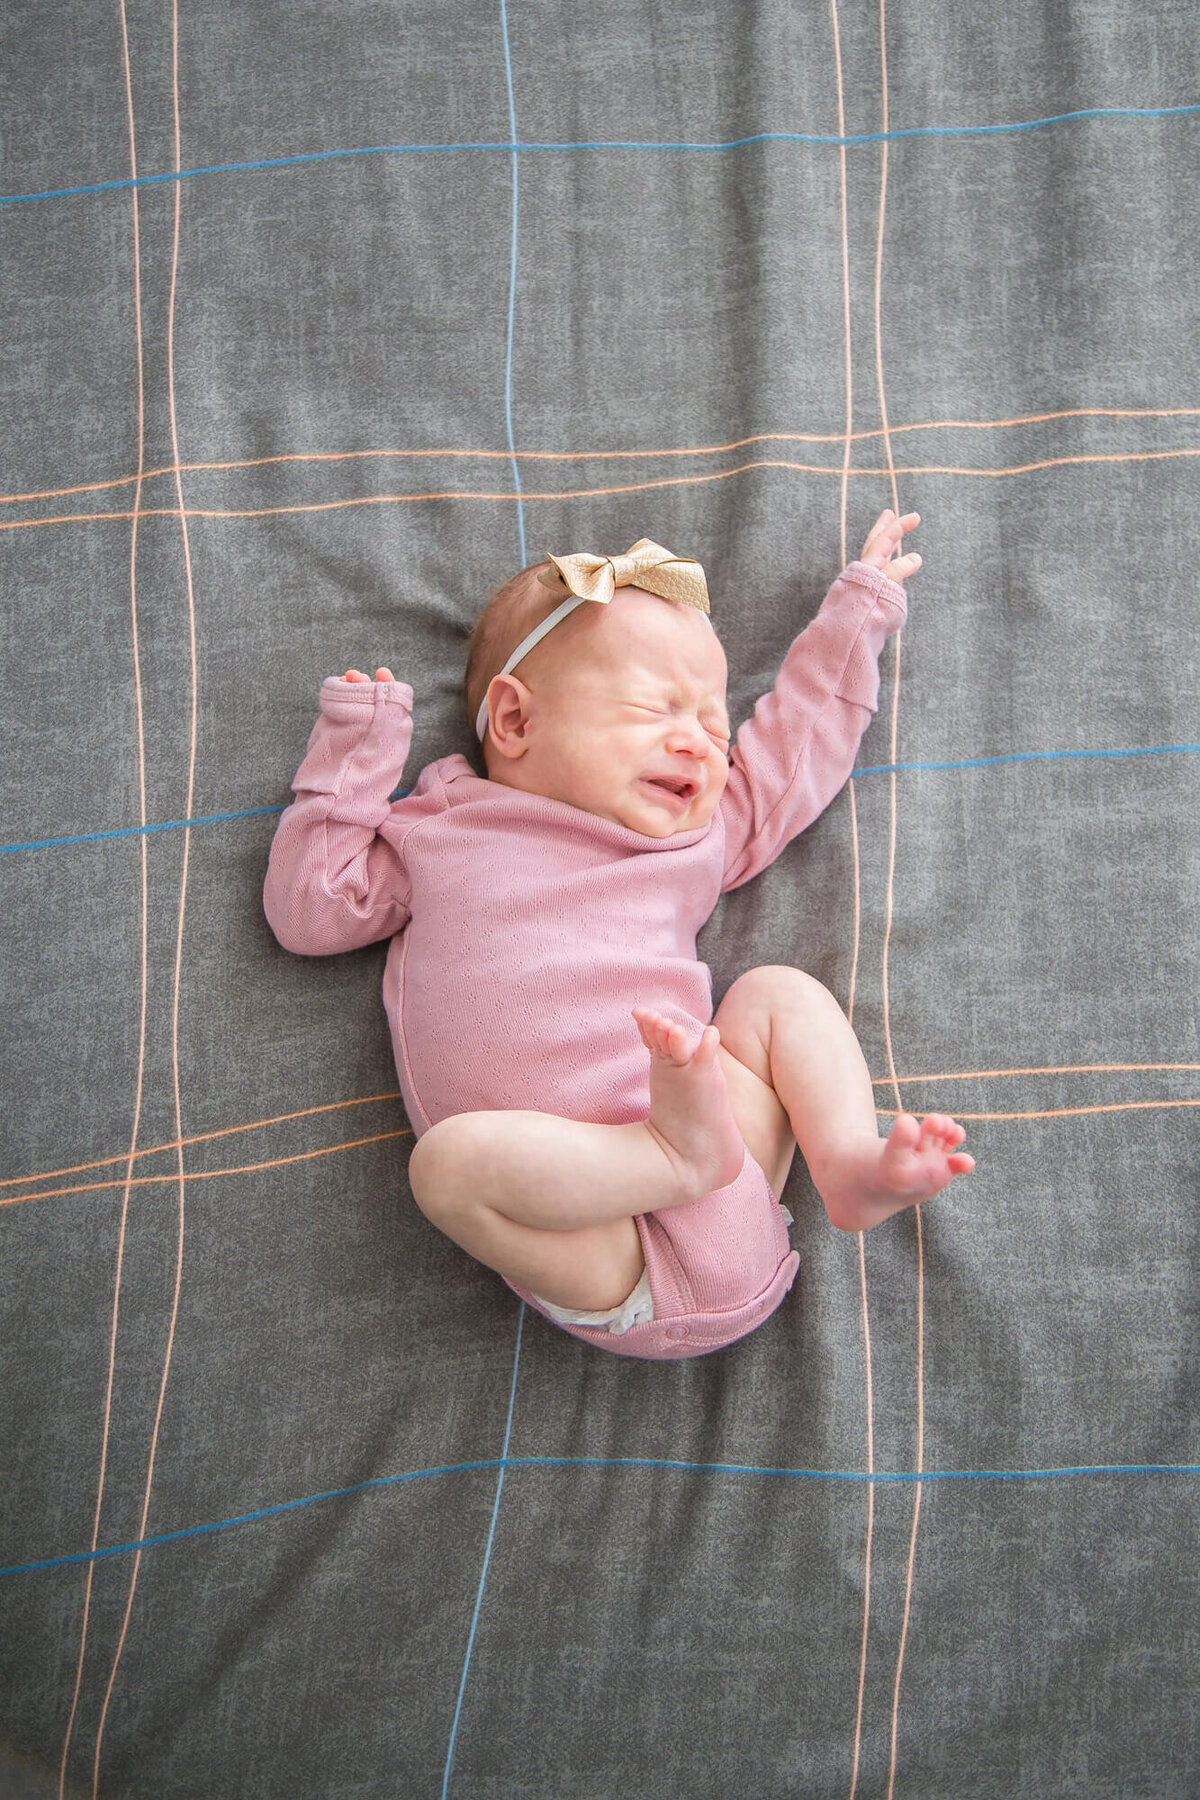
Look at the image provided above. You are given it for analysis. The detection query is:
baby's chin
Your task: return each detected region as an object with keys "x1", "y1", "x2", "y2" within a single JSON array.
[
  {"x1": 606, "y1": 786, "x2": 722, "y2": 838},
  {"x1": 489, "y1": 761, "x2": 720, "y2": 836}
]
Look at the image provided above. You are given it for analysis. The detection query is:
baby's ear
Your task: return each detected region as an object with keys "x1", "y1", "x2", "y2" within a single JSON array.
[{"x1": 484, "y1": 675, "x2": 535, "y2": 757}]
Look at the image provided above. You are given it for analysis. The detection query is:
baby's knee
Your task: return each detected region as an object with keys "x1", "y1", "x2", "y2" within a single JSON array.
[
  {"x1": 407, "y1": 1115, "x2": 487, "y2": 1223},
  {"x1": 722, "y1": 964, "x2": 831, "y2": 1023}
]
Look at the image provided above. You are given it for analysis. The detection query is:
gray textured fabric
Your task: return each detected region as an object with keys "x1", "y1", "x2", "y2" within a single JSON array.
[{"x1": 2, "y1": 3, "x2": 1198, "y2": 1796}]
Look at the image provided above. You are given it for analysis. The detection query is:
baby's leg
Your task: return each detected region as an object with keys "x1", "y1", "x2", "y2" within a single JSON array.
[
  {"x1": 713, "y1": 966, "x2": 974, "y2": 1233},
  {"x1": 407, "y1": 1014, "x2": 746, "y2": 1310}
]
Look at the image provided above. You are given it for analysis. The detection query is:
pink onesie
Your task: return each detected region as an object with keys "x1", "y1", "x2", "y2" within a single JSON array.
[{"x1": 263, "y1": 561, "x2": 906, "y2": 1358}]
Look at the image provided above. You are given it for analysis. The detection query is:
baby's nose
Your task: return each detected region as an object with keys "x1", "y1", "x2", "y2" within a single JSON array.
[{"x1": 665, "y1": 717, "x2": 709, "y2": 754}]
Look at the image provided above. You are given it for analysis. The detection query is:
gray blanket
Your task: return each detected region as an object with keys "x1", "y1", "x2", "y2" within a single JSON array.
[{"x1": 3, "y1": 2, "x2": 1198, "y2": 1794}]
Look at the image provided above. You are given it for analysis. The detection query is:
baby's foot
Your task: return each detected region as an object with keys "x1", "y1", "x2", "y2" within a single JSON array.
[
  {"x1": 632, "y1": 1007, "x2": 746, "y2": 1199},
  {"x1": 824, "y1": 1113, "x2": 974, "y2": 1231}
]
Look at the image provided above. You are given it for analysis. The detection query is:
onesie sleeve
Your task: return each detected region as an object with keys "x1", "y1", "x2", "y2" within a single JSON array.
[
  {"x1": 263, "y1": 677, "x2": 418, "y2": 955},
  {"x1": 720, "y1": 561, "x2": 907, "y2": 891}
]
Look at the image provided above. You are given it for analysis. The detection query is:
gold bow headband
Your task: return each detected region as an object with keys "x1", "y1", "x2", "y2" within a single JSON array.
[
  {"x1": 476, "y1": 537, "x2": 710, "y2": 740},
  {"x1": 539, "y1": 538, "x2": 710, "y2": 612}
]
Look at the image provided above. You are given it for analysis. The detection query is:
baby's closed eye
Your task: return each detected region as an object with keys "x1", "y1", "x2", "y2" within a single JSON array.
[{"x1": 626, "y1": 701, "x2": 729, "y2": 745}]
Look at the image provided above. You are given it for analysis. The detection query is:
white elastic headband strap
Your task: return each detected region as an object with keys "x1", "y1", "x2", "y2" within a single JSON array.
[{"x1": 474, "y1": 592, "x2": 589, "y2": 741}]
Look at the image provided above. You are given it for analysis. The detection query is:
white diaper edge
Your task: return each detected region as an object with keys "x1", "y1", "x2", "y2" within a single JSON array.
[{"x1": 532, "y1": 1265, "x2": 655, "y2": 1336}]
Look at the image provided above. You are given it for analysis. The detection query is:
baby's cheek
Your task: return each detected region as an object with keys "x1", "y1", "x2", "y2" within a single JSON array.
[{"x1": 695, "y1": 752, "x2": 730, "y2": 822}]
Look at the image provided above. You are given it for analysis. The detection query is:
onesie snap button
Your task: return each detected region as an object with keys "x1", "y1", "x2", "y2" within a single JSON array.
[{"x1": 665, "y1": 1323, "x2": 690, "y2": 1343}]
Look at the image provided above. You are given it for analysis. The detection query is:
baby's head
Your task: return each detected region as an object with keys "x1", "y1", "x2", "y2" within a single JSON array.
[{"x1": 465, "y1": 545, "x2": 731, "y2": 838}]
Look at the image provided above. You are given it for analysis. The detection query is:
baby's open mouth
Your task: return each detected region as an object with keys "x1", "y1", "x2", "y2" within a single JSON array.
[{"x1": 643, "y1": 774, "x2": 699, "y2": 803}]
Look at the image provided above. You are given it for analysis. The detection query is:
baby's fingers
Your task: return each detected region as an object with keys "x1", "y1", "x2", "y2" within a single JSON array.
[
  {"x1": 860, "y1": 508, "x2": 920, "y2": 567},
  {"x1": 885, "y1": 551, "x2": 922, "y2": 582}
]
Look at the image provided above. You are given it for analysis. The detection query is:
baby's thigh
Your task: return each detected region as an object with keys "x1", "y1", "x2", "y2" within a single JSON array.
[{"x1": 496, "y1": 1215, "x2": 645, "y2": 1314}]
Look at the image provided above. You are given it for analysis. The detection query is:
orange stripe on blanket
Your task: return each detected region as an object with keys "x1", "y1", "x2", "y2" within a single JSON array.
[
  {"x1": 4, "y1": 407, "x2": 1198, "y2": 508},
  {"x1": 6, "y1": 446, "x2": 1199, "y2": 531},
  {"x1": 876, "y1": 1098, "x2": 1200, "y2": 1121},
  {"x1": 0, "y1": 1129, "x2": 413, "y2": 1208},
  {"x1": 1, "y1": 1092, "x2": 405, "y2": 1190},
  {"x1": 875, "y1": 1061, "x2": 1200, "y2": 1083}
]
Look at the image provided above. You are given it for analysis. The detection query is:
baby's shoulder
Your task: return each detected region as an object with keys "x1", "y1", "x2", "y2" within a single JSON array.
[
  {"x1": 431, "y1": 753, "x2": 484, "y2": 790},
  {"x1": 387, "y1": 753, "x2": 484, "y2": 822}
]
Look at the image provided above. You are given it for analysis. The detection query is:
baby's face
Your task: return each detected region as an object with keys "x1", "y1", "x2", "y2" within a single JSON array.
[{"x1": 499, "y1": 588, "x2": 732, "y2": 837}]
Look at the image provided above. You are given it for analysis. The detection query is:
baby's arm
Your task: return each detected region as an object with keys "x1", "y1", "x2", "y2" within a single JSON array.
[
  {"x1": 263, "y1": 669, "x2": 415, "y2": 956},
  {"x1": 720, "y1": 509, "x2": 913, "y2": 889}
]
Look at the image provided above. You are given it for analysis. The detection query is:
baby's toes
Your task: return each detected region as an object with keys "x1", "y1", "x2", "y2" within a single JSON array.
[
  {"x1": 922, "y1": 1114, "x2": 961, "y2": 1150},
  {"x1": 660, "y1": 1019, "x2": 696, "y2": 1065},
  {"x1": 889, "y1": 1114, "x2": 924, "y2": 1155},
  {"x1": 632, "y1": 1008, "x2": 660, "y2": 1054},
  {"x1": 632, "y1": 1008, "x2": 676, "y2": 1060}
]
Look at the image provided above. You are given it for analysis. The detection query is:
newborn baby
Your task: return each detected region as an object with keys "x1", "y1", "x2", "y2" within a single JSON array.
[{"x1": 264, "y1": 512, "x2": 972, "y2": 1359}]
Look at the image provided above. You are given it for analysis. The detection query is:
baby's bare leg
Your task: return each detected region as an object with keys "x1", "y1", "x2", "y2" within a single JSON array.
[
  {"x1": 714, "y1": 966, "x2": 974, "y2": 1232},
  {"x1": 407, "y1": 1015, "x2": 746, "y2": 1310}
]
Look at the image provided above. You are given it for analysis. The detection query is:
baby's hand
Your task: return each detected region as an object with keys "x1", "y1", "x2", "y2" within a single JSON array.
[
  {"x1": 859, "y1": 508, "x2": 921, "y2": 583},
  {"x1": 343, "y1": 667, "x2": 395, "y2": 683}
]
